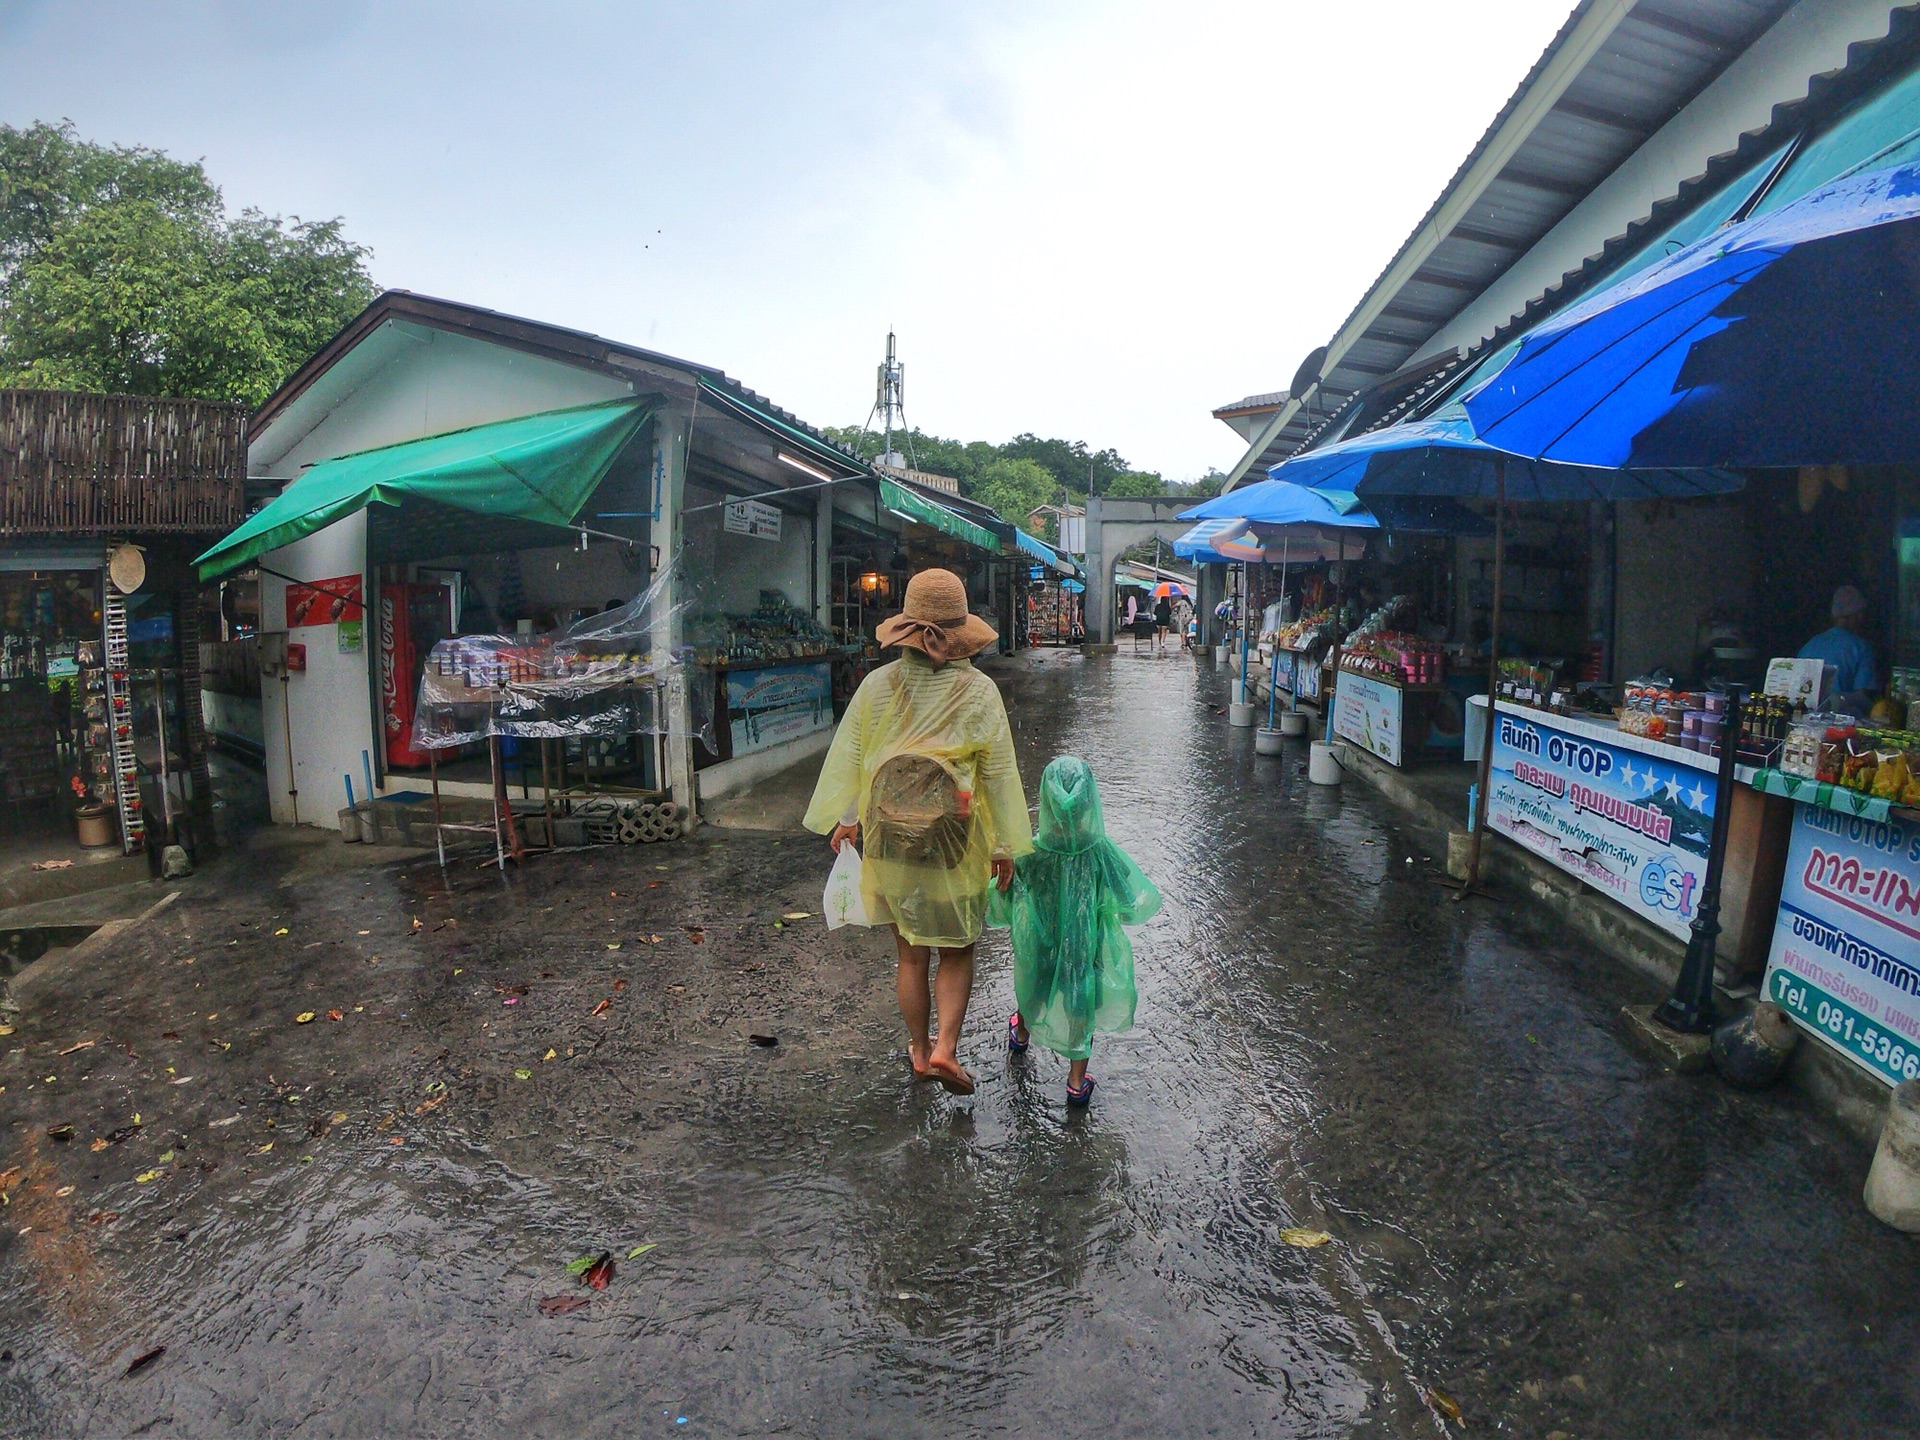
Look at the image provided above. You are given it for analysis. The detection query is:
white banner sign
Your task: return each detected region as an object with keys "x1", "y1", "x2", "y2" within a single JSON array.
[{"x1": 724, "y1": 497, "x2": 782, "y2": 541}]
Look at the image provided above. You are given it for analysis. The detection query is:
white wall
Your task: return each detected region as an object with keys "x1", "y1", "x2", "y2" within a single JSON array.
[
  {"x1": 1613, "y1": 496, "x2": 1754, "y2": 684},
  {"x1": 259, "y1": 512, "x2": 376, "y2": 829},
  {"x1": 261, "y1": 322, "x2": 633, "y2": 480},
  {"x1": 1418, "y1": 0, "x2": 1901, "y2": 362},
  {"x1": 683, "y1": 479, "x2": 815, "y2": 614}
]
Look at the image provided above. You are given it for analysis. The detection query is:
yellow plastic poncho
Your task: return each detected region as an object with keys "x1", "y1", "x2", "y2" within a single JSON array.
[{"x1": 805, "y1": 650, "x2": 1032, "y2": 947}]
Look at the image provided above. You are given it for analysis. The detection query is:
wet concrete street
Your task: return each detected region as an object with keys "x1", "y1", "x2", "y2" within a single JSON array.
[{"x1": 3, "y1": 652, "x2": 1917, "y2": 1438}]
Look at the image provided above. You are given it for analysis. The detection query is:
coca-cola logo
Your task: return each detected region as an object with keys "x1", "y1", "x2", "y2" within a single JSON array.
[{"x1": 379, "y1": 596, "x2": 401, "y2": 735}]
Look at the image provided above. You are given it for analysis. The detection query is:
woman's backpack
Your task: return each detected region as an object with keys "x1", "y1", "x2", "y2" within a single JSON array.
[{"x1": 866, "y1": 752, "x2": 972, "y2": 867}]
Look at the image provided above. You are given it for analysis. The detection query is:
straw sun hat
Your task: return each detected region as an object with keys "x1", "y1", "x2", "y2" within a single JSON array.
[{"x1": 875, "y1": 568, "x2": 998, "y2": 662}]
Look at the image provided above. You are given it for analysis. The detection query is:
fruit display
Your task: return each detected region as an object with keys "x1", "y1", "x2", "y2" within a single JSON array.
[
  {"x1": 1339, "y1": 631, "x2": 1444, "y2": 685},
  {"x1": 1270, "y1": 608, "x2": 1339, "y2": 653},
  {"x1": 1783, "y1": 714, "x2": 1920, "y2": 804},
  {"x1": 687, "y1": 591, "x2": 838, "y2": 667}
]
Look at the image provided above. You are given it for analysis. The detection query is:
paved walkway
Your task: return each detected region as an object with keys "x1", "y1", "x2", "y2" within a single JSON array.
[{"x1": 1, "y1": 650, "x2": 1914, "y2": 1438}]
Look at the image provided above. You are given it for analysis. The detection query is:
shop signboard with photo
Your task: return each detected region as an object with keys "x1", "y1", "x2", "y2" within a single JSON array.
[
  {"x1": 1333, "y1": 673, "x2": 1403, "y2": 765},
  {"x1": 726, "y1": 661, "x2": 832, "y2": 755},
  {"x1": 1487, "y1": 703, "x2": 1717, "y2": 940},
  {"x1": 724, "y1": 498, "x2": 782, "y2": 541},
  {"x1": 285, "y1": 574, "x2": 364, "y2": 629},
  {"x1": 1763, "y1": 805, "x2": 1920, "y2": 1087}
]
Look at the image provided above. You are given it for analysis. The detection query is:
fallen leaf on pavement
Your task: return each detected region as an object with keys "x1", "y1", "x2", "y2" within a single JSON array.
[
  {"x1": 157, "y1": 1151, "x2": 174, "y2": 1163},
  {"x1": 686, "y1": 929, "x2": 704, "y2": 944},
  {"x1": 412, "y1": 1093, "x2": 447, "y2": 1116},
  {"x1": 1278, "y1": 1227, "x2": 1331, "y2": 1248},
  {"x1": 358, "y1": 930, "x2": 371, "y2": 936},
  {"x1": 565, "y1": 1252, "x2": 599, "y2": 1274},
  {"x1": 582, "y1": 1253, "x2": 615, "y2": 1289},
  {"x1": 274, "y1": 928, "x2": 289, "y2": 937},
  {"x1": 541, "y1": 1048, "x2": 557, "y2": 1061},
  {"x1": 54, "y1": 1185, "x2": 73, "y2": 1197},
  {"x1": 606, "y1": 942, "x2": 621, "y2": 951},
  {"x1": 90, "y1": 1137, "x2": 109, "y2": 1152},
  {"x1": 256, "y1": 1142, "x2": 272, "y2": 1154},
  {"x1": 668, "y1": 985, "x2": 685, "y2": 994},
  {"x1": 645, "y1": 934, "x2": 663, "y2": 945},
  {"x1": 1427, "y1": 1388, "x2": 1463, "y2": 1424},
  {"x1": 30, "y1": 858, "x2": 73, "y2": 871},
  {"x1": 326, "y1": 1009, "x2": 343, "y2": 1022},
  {"x1": 124, "y1": 1346, "x2": 166, "y2": 1376},
  {"x1": 161, "y1": 1031, "x2": 179, "y2": 1040},
  {"x1": 47, "y1": 1124, "x2": 73, "y2": 1142},
  {"x1": 0, "y1": 1024, "x2": 13, "y2": 1036},
  {"x1": 494, "y1": 982, "x2": 530, "y2": 997},
  {"x1": 209, "y1": 1115, "x2": 240, "y2": 1128},
  {"x1": 331, "y1": 1111, "x2": 347, "y2": 1125},
  {"x1": 134, "y1": 1170, "x2": 164, "y2": 1183},
  {"x1": 295, "y1": 1012, "x2": 315, "y2": 1025},
  {"x1": 611, "y1": 979, "x2": 628, "y2": 991},
  {"x1": 513, "y1": 1068, "x2": 532, "y2": 1080},
  {"x1": 590, "y1": 999, "x2": 611, "y2": 1017},
  {"x1": 626, "y1": 1243, "x2": 657, "y2": 1259},
  {"x1": 538, "y1": 1294, "x2": 590, "y2": 1317},
  {"x1": 169, "y1": 1075, "x2": 194, "y2": 1085},
  {"x1": 58, "y1": 1040, "x2": 94, "y2": 1056},
  {"x1": 647, "y1": 880, "x2": 663, "y2": 889},
  {"x1": 105, "y1": 1124, "x2": 141, "y2": 1144},
  {"x1": 388, "y1": 1136, "x2": 405, "y2": 1145},
  {"x1": 749, "y1": 1034, "x2": 779, "y2": 1048},
  {"x1": 782, "y1": 912, "x2": 813, "y2": 920}
]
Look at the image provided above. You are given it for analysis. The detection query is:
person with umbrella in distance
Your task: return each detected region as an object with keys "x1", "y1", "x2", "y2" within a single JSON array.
[
  {"x1": 1152, "y1": 588, "x2": 1174, "y2": 654},
  {"x1": 804, "y1": 569, "x2": 1033, "y2": 1095}
]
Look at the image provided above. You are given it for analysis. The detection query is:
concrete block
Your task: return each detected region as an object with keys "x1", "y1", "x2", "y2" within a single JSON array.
[
  {"x1": 1711, "y1": 1001, "x2": 1798, "y2": 1090},
  {"x1": 1865, "y1": 1079, "x2": 1920, "y2": 1231},
  {"x1": 1619, "y1": 1003, "x2": 1712, "y2": 1074},
  {"x1": 1446, "y1": 829, "x2": 1472, "y2": 882}
]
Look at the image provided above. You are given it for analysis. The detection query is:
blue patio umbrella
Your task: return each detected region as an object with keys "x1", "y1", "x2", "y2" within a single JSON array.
[
  {"x1": 1264, "y1": 407, "x2": 1738, "y2": 897},
  {"x1": 1462, "y1": 159, "x2": 1920, "y2": 469}
]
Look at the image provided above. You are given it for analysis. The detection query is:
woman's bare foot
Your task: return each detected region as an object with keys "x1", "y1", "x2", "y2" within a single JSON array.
[
  {"x1": 908, "y1": 1038, "x2": 936, "y2": 1080},
  {"x1": 928, "y1": 1055, "x2": 975, "y2": 1095}
]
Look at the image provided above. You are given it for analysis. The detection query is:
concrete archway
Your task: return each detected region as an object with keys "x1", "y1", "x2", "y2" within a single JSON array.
[{"x1": 1085, "y1": 494, "x2": 1219, "y2": 646}]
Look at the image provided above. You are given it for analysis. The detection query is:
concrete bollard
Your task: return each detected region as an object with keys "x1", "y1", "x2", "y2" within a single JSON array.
[
  {"x1": 1254, "y1": 727, "x2": 1285, "y2": 755},
  {"x1": 1710, "y1": 1001, "x2": 1799, "y2": 1090},
  {"x1": 160, "y1": 845, "x2": 193, "y2": 879},
  {"x1": 1228, "y1": 701, "x2": 1257, "y2": 727},
  {"x1": 1865, "y1": 1079, "x2": 1920, "y2": 1231},
  {"x1": 1279, "y1": 710, "x2": 1308, "y2": 736},
  {"x1": 337, "y1": 807, "x2": 362, "y2": 842},
  {"x1": 1446, "y1": 829, "x2": 1472, "y2": 881},
  {"x1": 1213, "y1": 645, "x2": 1228, "y2": 664},
  {"x1": 1308, "y1": 740, "x2": 1343, "y2": 786}
]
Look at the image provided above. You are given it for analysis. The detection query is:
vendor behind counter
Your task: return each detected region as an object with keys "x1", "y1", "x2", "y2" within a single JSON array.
[{"x1": 1798, "y1": 585, "x2": 1878, "y2": 716}]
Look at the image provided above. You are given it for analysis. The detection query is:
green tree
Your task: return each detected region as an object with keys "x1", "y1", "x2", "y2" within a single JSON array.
[
  {"x1": 0, "y1": 121, "x2": 376, "y2": 407},
  {"x1": 971, "y1": 456, "x2": 1057, "y2": 530},
  {"x1": 1105, "y1": 469, "x2": 1169, "y2": 498}
]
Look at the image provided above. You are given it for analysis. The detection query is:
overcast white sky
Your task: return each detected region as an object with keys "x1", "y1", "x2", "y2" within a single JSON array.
[{"x1": 0, "y1": 1, "x2": 1573, "y2": 479}]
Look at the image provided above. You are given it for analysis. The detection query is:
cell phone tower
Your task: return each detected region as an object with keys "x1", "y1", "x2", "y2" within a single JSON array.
[{"x1": 862, "y1": 331, "x2": 915, "y2": 470}]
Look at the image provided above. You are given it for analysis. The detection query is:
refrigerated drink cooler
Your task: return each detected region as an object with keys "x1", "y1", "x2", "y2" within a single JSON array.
[{"x1": 380, "y1": 582, "x2": 455, "y2": 769}]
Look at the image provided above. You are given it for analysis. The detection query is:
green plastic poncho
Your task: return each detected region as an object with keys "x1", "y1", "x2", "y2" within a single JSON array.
[
  {"x1": 805, "y1": 651, "x2": 1031, "y2": 948},
  {"x1": 987, "y1": 755, "x2": 1160, "y2": 1060}
]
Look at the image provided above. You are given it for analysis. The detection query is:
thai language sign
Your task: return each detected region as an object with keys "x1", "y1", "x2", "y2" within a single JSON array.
[
  {"x1": 1763, "y1": 804, "x2": 1920, "y2": 1087},
  {"x1": 1334, "y1": 673, "x2": 1404, "y2": 766},
  {"x1": 1488, "y1": 707, "x2": 1715, "y2": 939},
  {"x1": 724, "y1": 497, "x2": 782, "y2": 541},
  {"x1": 726, "y1": 661, "x2": 832, "y2": 756}
]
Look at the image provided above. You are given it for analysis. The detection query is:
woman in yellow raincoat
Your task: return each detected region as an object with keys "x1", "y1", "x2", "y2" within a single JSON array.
[{"x1": 805, "y1": 568, "x2": 1031, "y2": 1094}]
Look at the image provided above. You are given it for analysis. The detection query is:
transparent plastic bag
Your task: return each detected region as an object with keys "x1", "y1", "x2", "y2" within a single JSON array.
[{"x1": 823, "y1": 843, "x2": 872, "y2": 929}]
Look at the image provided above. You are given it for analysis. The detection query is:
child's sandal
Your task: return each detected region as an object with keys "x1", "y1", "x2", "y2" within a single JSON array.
[
  {"x1": 1066, "y1": 1076, "x2": 1096, "y2": 1107},
  {"x1": 1007, "y1": 1013, "x2": 1029, "y2": 1053}
]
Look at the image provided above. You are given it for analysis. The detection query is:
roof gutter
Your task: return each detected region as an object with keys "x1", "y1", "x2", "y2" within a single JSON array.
[{"x1": 1222, "y1": 0, "x2": 1638, "y2": 488}]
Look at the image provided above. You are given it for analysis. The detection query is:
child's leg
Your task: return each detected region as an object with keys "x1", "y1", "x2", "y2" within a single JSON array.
[
  {"x1": 927, "y1": 944, "x2": 976, "y2": 1090},
  {"x1": 1067, "y1": 1055, "x2": 1089, "y2": 1090},
  {"x1": 893, "y1": 929, "x2": 934, "y2": 1077}
]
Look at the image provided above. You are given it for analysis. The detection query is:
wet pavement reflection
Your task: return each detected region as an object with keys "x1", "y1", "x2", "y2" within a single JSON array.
[{"x1": 3, "y1": 651, "x2": 1917, "y2": 1437}]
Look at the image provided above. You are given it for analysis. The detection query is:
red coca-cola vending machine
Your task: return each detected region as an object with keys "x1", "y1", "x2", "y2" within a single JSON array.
[{"x1": 380, "y1": 582, "x2": 454, "y2": 768}]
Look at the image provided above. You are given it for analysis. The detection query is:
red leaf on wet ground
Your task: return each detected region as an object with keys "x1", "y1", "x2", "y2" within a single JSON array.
[
  {"x1": 611, "y1": 979, "x2": 628, "y2": 991},
  {"x1": 124, "y1": 1346, "x2": 165, "y2": 1376},
  {"x1": 590, "y1": 999, "x2": 611, "y2": 1017},
  {"x1": 539, "y1": 1294, "x2": 591, "y2": 1316},
  {"x1": 582, "y1": 1253, "x2": 615, "y2": 1290}
]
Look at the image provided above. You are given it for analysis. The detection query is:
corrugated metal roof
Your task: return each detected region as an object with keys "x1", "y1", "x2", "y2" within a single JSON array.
[{"x1": 1223, "y1": 0, "x2": 1811, "y2": 482}]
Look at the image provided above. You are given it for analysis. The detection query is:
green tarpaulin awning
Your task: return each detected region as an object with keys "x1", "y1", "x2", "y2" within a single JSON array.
[
  {"x1": 878, "y1": 477, "x2": 1001, "y2": 554},
  {"x1": 196, "y1": 397, "x2": 653, "y2": 580}
]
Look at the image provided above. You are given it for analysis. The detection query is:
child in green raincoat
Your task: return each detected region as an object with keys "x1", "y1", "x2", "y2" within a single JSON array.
[{"x1": 989, "y1": 755, "x2": 1161, "y2": 1106}]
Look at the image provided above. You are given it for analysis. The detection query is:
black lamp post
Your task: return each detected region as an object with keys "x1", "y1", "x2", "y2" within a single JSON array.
[{"x1": 1654, "y1": 685, "x2": 1747, "y2": 1035}]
